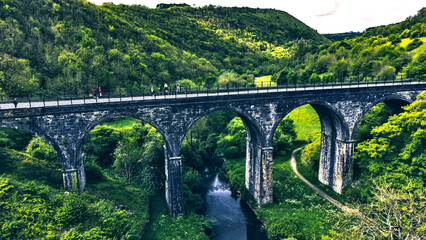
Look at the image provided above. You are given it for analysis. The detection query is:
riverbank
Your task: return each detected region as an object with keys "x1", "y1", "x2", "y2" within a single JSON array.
[{"x1": 225, "y1": 153, "x2": 340, "y2": 239}]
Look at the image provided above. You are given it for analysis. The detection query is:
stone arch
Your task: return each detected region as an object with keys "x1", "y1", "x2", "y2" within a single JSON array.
[
  {"x1": 310, "y1": 102, "x2": 349, "y2": 140},
  {"x1": 270, "y1": 101, "x2": 349, "y2": 144},
  {"x1": 76, "y1": 111, "x2": 167, "y2": 156},
  {"x1": 271, "y1": 100, "x2": 351, "y2": 194},
  {"x1": 312, "y1": 102, "x2": 352, "y2": 193},
  {"x1": 0, "y1": 120, "x2": 81, "y2": 191},
  {"x1": 184, "y1": 105, "x2": 266, "y2": 147},
  {"x1": 351, "y1": 94, "x2": 412, "y2": 139}
]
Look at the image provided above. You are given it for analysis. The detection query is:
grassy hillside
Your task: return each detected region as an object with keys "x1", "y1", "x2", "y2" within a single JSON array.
[
  {"x1": 285, "y1": 104, "x2": 320, "y2": 141},
  {"x1": 272, "y1": 7, "x2": 426, "y2": 85},
  {"x1": 0, "y1": 0, "x2": 327, "y2": 99}
]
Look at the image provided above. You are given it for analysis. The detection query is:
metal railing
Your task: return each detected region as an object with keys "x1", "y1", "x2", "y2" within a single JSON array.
[{"x1": 0, "y1": 76, "x2": 423, "y2": 110}]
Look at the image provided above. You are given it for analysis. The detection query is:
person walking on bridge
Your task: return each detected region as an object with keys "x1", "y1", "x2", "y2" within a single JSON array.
[
  {"x1": 164, "y1": 83, "x2": 168, "y2": 95},
  {"x1": 92, "y1": 89, "x2": 97, "y2": 99},
  {"x1": 176, "y1": 82, "x2": 181, "y2": 93},
  {"x1": 13, "y1": 98, "x2": 18, "y2": 108},
  {"x1": 98, "y1": 87, "x2": 102, "y2": 97}
]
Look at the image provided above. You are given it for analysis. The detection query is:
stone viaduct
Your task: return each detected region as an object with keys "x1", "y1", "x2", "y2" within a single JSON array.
[{"x1": 0, "y1": 83, "x2": 424, "y2": 217}]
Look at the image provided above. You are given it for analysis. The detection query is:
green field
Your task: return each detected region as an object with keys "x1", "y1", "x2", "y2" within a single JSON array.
[
  {"x1": 254, "y1": 75, "x2": 276, "y2": 87},
  {"x1": 285, "y1": 105, "x2": 321, "y2": 142},
  {"x1": 101, "y1": 117, "x2": 141, "y2": 130}
]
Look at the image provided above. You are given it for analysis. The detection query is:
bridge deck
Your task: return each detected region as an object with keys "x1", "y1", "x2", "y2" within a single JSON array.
[{"x1": 0, "y1": 81, "x2": 424, "y2": 110}]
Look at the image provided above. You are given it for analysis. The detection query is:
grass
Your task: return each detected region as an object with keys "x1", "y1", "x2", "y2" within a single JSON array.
[
  {"x1": 399, "y1": 37, "x2": 426, "y2": 49},
  {"x1": 254, "y1": 75, "x2": 276, "y2": 87},
  {"x1": 0, "y1": 148, "x2": 63, "y2": 188},
  {"x1": 412, "y1": 37, "x2": 426, "y2": 58},
  {"x1": 85, "y1": 179, "x2": 150, "y2": 230},
  {"x1": 286, "y1": 104, "x2": 321, "y2": 141},
  {"x1": 102, "y1": 117, "x2": 141, "y2": 130}
]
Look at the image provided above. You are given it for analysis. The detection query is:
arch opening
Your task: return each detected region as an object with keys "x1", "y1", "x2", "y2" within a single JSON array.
[
  {"x1": 80, "y1": 116, "x2": 166, "y2": 195},
  {"x1": 181, "y1": 109, "x2": 268, "y2": 239},
  {"x1": 271, "y1": 102, "x2": 350, "y2": 194},
  {"x1": 352, "y1": 97, "x2": 412, "y2": 140},
  {"x1": 272, "y1": 104, "x2": 321, "y2": 176},
  {"x1": 181, "y1": 110, "x2": 247, "y2": 211}
]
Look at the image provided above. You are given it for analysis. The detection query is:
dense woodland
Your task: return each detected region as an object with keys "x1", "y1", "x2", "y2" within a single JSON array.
[
  {"x1": 0, "y1": 0, "x2": 325, "y2": 99},
  {"x1": 0, "y1": 0, "x2": 425, "y2": 239}
]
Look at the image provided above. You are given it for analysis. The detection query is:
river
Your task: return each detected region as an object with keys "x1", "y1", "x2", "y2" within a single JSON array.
[{"x1": 202, "y1": 165, "x2": 268, "y2": 240}]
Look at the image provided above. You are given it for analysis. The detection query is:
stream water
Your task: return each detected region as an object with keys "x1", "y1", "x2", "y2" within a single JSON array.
[{"x1": 202, "y1": 166, "x2": 268, "y2": 240}]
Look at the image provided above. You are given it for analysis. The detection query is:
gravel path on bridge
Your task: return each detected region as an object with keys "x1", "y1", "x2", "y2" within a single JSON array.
[{"x1": 290, "y1": 148, "x2": 356, "y2": 213}]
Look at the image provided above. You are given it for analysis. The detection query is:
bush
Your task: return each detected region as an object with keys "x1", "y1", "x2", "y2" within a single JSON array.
[
  {"x1": 300, "y1": 137, "x2": 321, "y2": 176},
  {"x1": 216, "y1": 118, "x2": 246, "y2": 159},
  {"x1": 266, "y1": 217, "x2": 303, "y2": 239},
  {"x1": 84, "y1": 158, "x2": 105, "y2": 182},
  {"x1": 406, "y1": 38, "x2": 423, "y2": 51},
  {"x1": 0, "y1": 129, "x2": 33, "y2": 151},
  {"x1": 26, "y1": 136, "x2": 60, "y2": 168},
  {"x1": 55, "y1": 193, "x2": 88, "y2": 227},
  {"x1": 183, "y1": 167, "x2": 203, "y2": 192},
  {"x1": 1, "y1": 220, "x2": 28, "y2": 239},
  {"x1": 150, "y1": 213, "x2": 211, "y2": 240}
]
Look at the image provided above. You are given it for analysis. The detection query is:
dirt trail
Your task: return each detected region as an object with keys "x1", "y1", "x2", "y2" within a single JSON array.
[{"x1": 290, "y1": 148, "x2": 356, "y2": 213}]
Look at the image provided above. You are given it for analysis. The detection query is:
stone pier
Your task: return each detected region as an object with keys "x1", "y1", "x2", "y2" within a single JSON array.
[{"x1": 165, "y1": 155, "x2": 185, "y2": 217}]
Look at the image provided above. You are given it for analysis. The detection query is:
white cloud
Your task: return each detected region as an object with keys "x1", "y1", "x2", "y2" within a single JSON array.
[{"x1": 88, "y1": 0, "x2": 425, "y2": 33}]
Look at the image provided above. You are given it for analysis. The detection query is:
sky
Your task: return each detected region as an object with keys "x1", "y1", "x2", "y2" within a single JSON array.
[{"x1": 88, "y1": 0, "x2": 425, "y2": 34}]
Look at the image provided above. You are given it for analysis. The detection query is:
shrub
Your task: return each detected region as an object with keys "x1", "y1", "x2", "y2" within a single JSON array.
[
  {"x1": 300, "y1": 138, "x2": 321, "y2": 176},
  {"x1": 26, "y1": 136, "x2": 60, "y2": 168},
  {"x1": 406, "y1": 38, "x2": 423, "y2": 51},
  {"x1": 1, "y1": 220, "x2": 28, "y2": 239},
  {"x1": 55, "y1": 194, "x2": 88, "y2": 227},
  {"x1": 183, "y1": 167, "x2": 203, "y2": 192},
  {"x1": 84, "y1": 158, "x2": 105, "y2": 182},
  {"x1": 266, "y1": 217, "x2": 303, "y2": 239}
]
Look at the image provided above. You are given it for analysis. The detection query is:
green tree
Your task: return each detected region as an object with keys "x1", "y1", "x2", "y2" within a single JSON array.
[
  {"x1": 83, "y1": 126, "x2": 121, "y2": 167},
  {"x1": 217, "y1": 71, "x2": 246, "y2": 88},
  {"x1": 113, "y1": 138, "x2": 143, "y2": 183},
  {"x1": 273, "y1": 67, "x2": 297, "y2": 85},
  {"x1": 334, "y1": 58, "x2": 349, "y2": 81},
  {"x1": 353, "y1": 92, "x2": 426, "y2": 190},
  {"x1": 0, "y1": 54, "x2": 39, "y2": 98},
  {"x1": 300, "y1": 137, "x2": 321, "y2": 176},
  {"x1": 273, "y1": 117, "x2": 297, "y2": 156},
  {"x1": 216, "y1": 117, "x2": 246, "y2": 159},
  {"x1": 355, "y1": 103, "x2": 391, "y2": 143}
]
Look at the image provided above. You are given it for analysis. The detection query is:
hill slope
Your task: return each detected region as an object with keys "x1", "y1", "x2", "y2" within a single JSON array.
[
  {"x1": 0, "y1": 0, "x2": 326, "y2": 98},
  {"x1": 272, "y1": 7, "x2": 425, "y2": 85}
]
